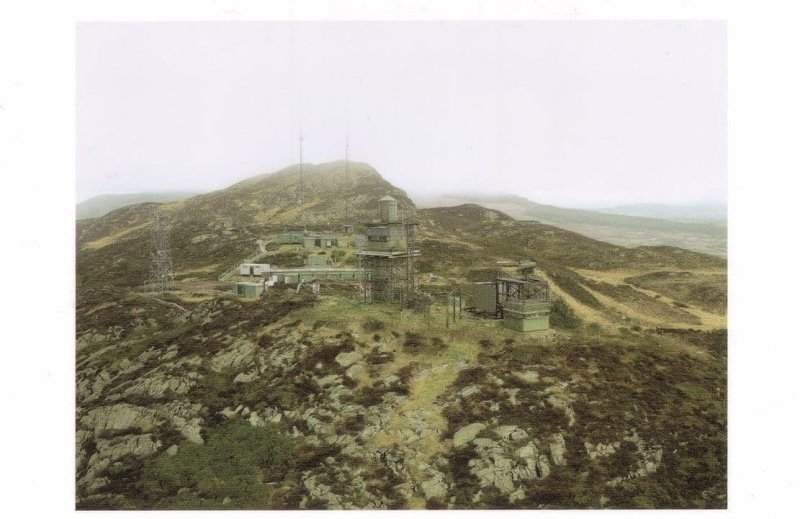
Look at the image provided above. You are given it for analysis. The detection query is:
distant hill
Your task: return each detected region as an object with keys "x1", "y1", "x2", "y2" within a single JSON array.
[
  {"x1": 77, "y1": 192, "x2": 202, "y2": 220},
  {"x1": 76, "y1": 161, "x2": 415, "y2": 287},
  {"x1": 76, "y1": 161, "x2": 725, "y2": 328},
  {"x1": 595, "y1": 202, "x2": 727, "y2": 224},
  {"x1": 413, "y1": 193, "x2": 726, "y2": 257}
]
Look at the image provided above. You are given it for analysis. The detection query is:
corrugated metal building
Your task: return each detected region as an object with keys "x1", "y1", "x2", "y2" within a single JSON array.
[{"x1": 472, "y1": 282, "x2": 497, "y2": 314}]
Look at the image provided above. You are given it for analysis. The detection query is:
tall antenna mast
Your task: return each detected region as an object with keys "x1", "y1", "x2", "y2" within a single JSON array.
[
  {"x1": 345, "y1": 134, "x2": 350, "y2": 226},
  {"x1": 299, "y1": 134, "x2": 306, "y2": 231}
]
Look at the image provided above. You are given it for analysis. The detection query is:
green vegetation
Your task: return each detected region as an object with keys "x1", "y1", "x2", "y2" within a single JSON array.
[
  {"x1": 439, "y1": 329, "x2": 727, "y2": 509},
  {"x1": 138, "y1": 421, "x2": 293, "y2": 509},
  {"x1": 549, "y1": 297, "x2": 580, "y2": 329},
  {"x1": 361, "y1": 316, "x2": 385, "y2": 332}
]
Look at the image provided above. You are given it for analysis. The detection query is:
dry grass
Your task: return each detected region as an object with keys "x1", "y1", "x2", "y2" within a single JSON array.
[
  {"x1": 574, "y1": 268, "x2": 727, "y2": 330},
  {"x1": 82, "y1": 221, "x2": 151, "y2": 250}
]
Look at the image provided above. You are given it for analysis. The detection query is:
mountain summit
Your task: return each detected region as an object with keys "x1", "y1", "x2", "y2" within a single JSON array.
[{"x1": 76, "y1": 161, "x2": 414, "y2": 286}]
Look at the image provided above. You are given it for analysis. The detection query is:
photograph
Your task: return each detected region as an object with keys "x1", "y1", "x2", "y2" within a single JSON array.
[{"x1": 74, "y1": 20, "x2": 727, "y2": 510}]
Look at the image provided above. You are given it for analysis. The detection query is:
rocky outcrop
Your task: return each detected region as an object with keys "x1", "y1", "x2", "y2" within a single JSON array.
[
  {"x1": 210, "y1": 339, "x2": 257, "y2": 372},
  {"x1": 585, "y1": 440, "x2": 621, "y2": 460},
  {"x1": 607, "y1": 431, "x2": 663, "y2": 486},
  {"x1": 80, "y1": 403, "x2": 162, "y2": 436},
  {"x1": 95, "y1": 433, "x2": 162, "y2": 462},
  {"x1": 78, "y1": 433, "x2": 163, "y2": 494},
  {"x1": 453, "y1": 423, "x2": 486, "y2": 447},
  {"x1": 122, "y1": 372, "x2": 196, "y2": 399},
  {"x1": 449, "y1": 424, "x2": 569, "y2": 502},
  {"x1": 468, "y1": 436, "x2": 551, "y2": 497}
]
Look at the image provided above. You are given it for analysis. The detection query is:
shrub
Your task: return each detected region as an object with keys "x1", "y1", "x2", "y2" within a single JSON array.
[
  {"x1": 587, "y1": 322, "x2": 602, "y2": 336},
  {"x1": 361, "y1": 317, "x2": 385, "y2": 332},
  {"x1": 403, "y1": 331, "x2": 426, "y2": 349},
  {"x1": 550, "y1": 297, "x2": 580, "y2": 329},
  {"x1": 138, "y1": 420, "x2": 293, "y2": 508}
]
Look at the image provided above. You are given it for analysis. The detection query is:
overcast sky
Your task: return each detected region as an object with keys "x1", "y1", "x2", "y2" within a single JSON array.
[{"x1": 76, "y1": 21, "x2": 725, "y2": 207}]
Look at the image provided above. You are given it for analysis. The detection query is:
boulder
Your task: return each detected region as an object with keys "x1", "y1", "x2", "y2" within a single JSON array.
[
  {"x1": 234, "y1": 371, "x2": 258, "y2": 383},
  {"x1": 509, "y1": 486, "x2": 526, "y2": 504},
  {"x1": 335, "y1": 351, "x2": 363, "y2": 368},
  {"x1": 453, "y1": 423, "x2": 486, "y2": 447},
  {"x1": 512, "y1": 371, "x2": 540, "y2": 384},
  {"x1": 345, "y1": 364, "x2": 366, "y2": 380},
  {"x1": 316, "y1": 374, "x2": 343, "y2": 388},
  {"x1": 495, "y1": 425, "x2": 528, "y2": 441},
  {"x1": 420, "y1": 474, "x2": 448, "y2": 499},
  {"x1": 549, "y1": 433, "x2": 567, "y2": 466}
]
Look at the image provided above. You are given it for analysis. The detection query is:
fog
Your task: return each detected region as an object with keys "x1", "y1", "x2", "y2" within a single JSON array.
[{"x1": 77, "y1": 21, "x2": 725, "y2": 207}]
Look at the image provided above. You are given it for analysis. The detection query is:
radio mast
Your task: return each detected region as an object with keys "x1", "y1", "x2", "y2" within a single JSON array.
[
  {"x1": 299, "y1": 134, "x2": 307, "y2": 231},
  {"x1": 345, "y1": 134, "x2": 350, "y2": 226}
]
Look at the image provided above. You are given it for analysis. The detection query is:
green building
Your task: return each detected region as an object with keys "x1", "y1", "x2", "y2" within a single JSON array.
[
  {"x1": 469, "y1": 273, "x2": 551, "y2": 332},
  {"x1": 306, "y1": 254, "x2": 332, "y2": 267},
  {"x1": 501, "y1": 300, "x2": 550, "y2": 332},
  {"x1": 278, "y1": 230, "x2": 306, "y2": 245},
  {"x1": 232, "y1": 281, "x2": 264, "y2": 298}
]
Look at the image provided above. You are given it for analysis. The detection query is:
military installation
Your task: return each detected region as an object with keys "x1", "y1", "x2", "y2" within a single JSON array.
[
  {"x1": 469, "y1": 261, "x2": 551, "y2": 331},
  {"x1": 229, "y1": 139, "x2": 550, "y2": 332},
  {"x1": 230, "y1": 191, "x2": 550, "y2": 333}
]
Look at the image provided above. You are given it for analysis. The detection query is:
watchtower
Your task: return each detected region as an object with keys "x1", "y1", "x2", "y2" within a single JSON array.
[{"x1": 357, "y1": 196, "x2": 420, "y2": 307}]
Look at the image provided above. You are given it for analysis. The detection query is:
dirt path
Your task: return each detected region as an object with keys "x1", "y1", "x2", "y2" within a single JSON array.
[
  {"x1": 536, "y1": 270, "x2": 609, "y2": 325},
  {"x1": 370, "y1": 335, "x2": 479, "y2": 508},
  {"x1": 574, "y1": 268, "x2": 726, "y2": 330}
]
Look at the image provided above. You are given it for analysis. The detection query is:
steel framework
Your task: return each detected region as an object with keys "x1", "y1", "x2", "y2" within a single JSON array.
[
  {"x1": 148, "y1": 208, "x2": 174, "y2": 293},
  {"x1": 358, "y1": 220, "x2": 419, "y2": 308}
]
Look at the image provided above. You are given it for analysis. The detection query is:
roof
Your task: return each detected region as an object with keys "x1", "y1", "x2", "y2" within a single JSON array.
[{"x1": 379, "y1": 195, "x2": 397, "y2": 202}]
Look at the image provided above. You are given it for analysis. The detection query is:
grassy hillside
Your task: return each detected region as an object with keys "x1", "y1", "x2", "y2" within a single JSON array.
[
  {"x1": 75, "y1": 287, "x2": 726, "y2": 509},
  {"x1": 77, "y1": 192, "x2": 202, "y2": 220},
  {"x1": 414, "y1": 194, "x2": 727, "y2": 257},
  {"x1": 75, "y1": 162, "x2": 727, "y2": 510},
  {"x1": 76, "y1": 161, "x2": 415, "y2": 288}
]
